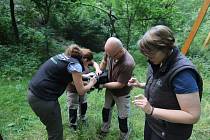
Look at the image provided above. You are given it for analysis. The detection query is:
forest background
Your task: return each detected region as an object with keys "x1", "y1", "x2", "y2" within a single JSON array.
[{"x1": 0, "y1": 0, "x2": 209, "y2": 139}]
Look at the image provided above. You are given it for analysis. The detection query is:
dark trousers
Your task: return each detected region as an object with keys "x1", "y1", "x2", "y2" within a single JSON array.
[
  {"x1": 144, "y1": 120, "x2": 163, "y2": 140},
  {"x1": 144, "y1": 120, "x2": 189, "y2": 140},
  {"x1": 27, "y1": 90, "x2": 63, "y2": 140}
]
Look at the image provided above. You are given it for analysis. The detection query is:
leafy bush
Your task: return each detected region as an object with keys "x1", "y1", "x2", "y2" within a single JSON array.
[
  {"x1": 62, "y1": 18, "x2": 108, "y2": 52},
  {"x1": 0, "y1": 40, "x2": 75, "y2": 80},
  {"x1": 129, "y1": 45, "x2": 147, "y2": 67},
  {"x1": 188, "y1": 47, "x2": 210, "y2": 79},
  {"x1": 0, "y1": 17, "x2": 13, "y2": 45},
  {"x1": 19, "y1": 26, "x2": 45, "y2": 45},
  {"x1": 0, "y1": 45, "x2": 41, "y2": 80}
]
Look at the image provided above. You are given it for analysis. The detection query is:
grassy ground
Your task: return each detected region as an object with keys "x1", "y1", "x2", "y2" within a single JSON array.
[{"x1": 0, "y1": 63, "x2": 210, "y2": 140}]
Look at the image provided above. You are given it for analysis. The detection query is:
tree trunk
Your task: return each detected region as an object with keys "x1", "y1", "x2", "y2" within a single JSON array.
[
  {"x1": 125, "y1": 0, "x2": 130, "y2": 50},
  {"x1": 10, "y1": 0, "x2": 19, "y2": 44},
  {"x1": 126, "y1": 18, "x2": 132, "y2": 50},
  {"x1": 108, "y1": 9, "x2": 118, "y2": 38}
]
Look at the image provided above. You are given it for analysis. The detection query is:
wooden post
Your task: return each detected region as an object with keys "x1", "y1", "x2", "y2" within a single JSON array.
[{"x1": 181, "y1": 0, "x2": 210, "y2": 55}]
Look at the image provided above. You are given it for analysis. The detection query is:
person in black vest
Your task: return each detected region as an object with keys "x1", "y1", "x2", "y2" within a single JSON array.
[
  {"x1": 129, "y1": 25, "x2": 203, "y2": 140},
  {"x1": 27, "y1": 44, "x2": 97, "y2": 140}
]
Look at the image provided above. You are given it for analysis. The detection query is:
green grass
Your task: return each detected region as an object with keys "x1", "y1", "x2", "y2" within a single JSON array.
[
  {"x1": 0, "y1": 78, "x2": 144, "y2": 140},
  {"x1": 0, "y1": 65, "x2": 210, "y2": 140}
]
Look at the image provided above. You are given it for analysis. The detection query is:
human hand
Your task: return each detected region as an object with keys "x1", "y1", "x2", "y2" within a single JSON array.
[
  {"x1": 95, "y1": 69, "x2": 102, "y2": 76},
  {"x1": 128, "y1": 77, "x2": 145, "y2": 88},
  {"x1": 128, "y1": 77, "x2": 139, "y2": 87},
  {"x1": 89, "y1": 77, "x2": 97, "y2": 87},
  {"x1": 132, "y1": 94, "x2": 153, "y2": 115}
]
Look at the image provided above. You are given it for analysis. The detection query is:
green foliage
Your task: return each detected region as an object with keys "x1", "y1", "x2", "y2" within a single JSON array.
[
  {"x1": 0, "y1": 0, "x2": 209, "y2": 82},
  {"x1": 174, "y1": 0, "x2": 210, "y2": 80},
  {"x1": 0, "y1": 16, "x2": 12, "y2": 44},
  {"x1": 174, "y1": 0, "x2": 210, "y2": 46},
  {"x1": 0, "y1": 0, "x2": 13, "y2": 44},
  {"x1": 93, "y1": 51, "x2": 104, "y2": 63},
  {"x1": 1, "y1": 0, "x2": 210, "y2": 139},
  {"x1": 51, "y1": 1, "x2": 109, "y2": 51},
  {"x1": 20, "y1": 27, "x2": 45, "y2": 45},
  {"x1": 18, "y1": 0, "x2": 40, "y2": 26},
  {"x1": 62, "y1": 18, "x2": 108, "y2": 52},
  {"x1": 0, "y1": 45, "x2": 41, "y2": 80},
  {"x1": 188, "y1": 48, "x2": 210, "y2": 79},
  {"x1": 113, "y1": 0, "x2": 179, "y2": 48},
  {"x1": 187, "y1": 15, "x2": 210, "y2": 57},
  {"x1": 129, "y1": 45, "x2": 147, "y2": 67}
]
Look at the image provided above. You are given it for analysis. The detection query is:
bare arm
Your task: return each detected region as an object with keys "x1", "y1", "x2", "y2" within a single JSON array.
[
  {"x1": 72, "y1": 72, "x2": 96, "y2": 95},
  {"x1": 103, "y1": 82, "x2": 125, "y2": 89},
  {"x1": 100, "y1": 53, "x2": 108, "y2": 70},
  {"x1": 128, "y1": 77, "x2": 145, "y2": 89},
  {"x1": 92, "y1": 61, "x2": 102, "y2": 75},
  {"x1": 133, "y1": 92, "x2": 201, "y2": 124}
]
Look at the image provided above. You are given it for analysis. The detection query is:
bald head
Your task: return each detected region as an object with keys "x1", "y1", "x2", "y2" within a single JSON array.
[{"x1": 104, "y1": 37, "x2": 124, "y2": 59}]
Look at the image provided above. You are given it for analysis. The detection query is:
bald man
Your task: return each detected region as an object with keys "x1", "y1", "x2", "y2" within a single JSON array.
[{"x1": 98, "y1": 37, "x2": 135, "y2": 140}]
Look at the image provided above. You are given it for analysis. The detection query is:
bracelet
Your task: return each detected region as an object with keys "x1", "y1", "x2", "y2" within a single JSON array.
[{"x1": 149, "y1": 107, "x2": 154, "y2": 116}]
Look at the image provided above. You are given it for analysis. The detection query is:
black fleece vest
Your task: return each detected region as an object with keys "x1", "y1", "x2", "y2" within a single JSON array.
[
  {"x1": 29, "y1": 54, "x2": 82, "y2": 101},
  {"x1": 145, "y1": 48, "x2": 203, "y2": 139}
]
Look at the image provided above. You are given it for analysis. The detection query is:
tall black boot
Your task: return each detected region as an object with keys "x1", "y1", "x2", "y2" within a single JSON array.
[
  {"x1": 118, "y1": 117, "x2": 129, "y2": 140},
  {"x1": 80, "y1": 102, "x2": 87, "y2": 119},
  {"x1": 80, "y1": 102, "x2": 88, "y2": 125},
  {"x1": 69, "y1": 109, "x2": 77, "y2": 130},
  {"x1": 100, "y1": 107, "x2": 111, "y2": 134}
]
